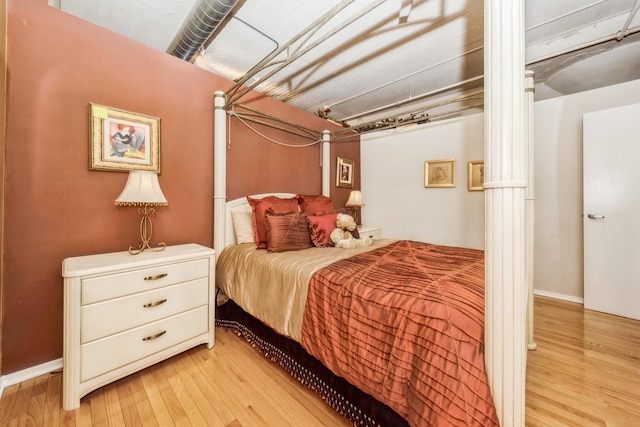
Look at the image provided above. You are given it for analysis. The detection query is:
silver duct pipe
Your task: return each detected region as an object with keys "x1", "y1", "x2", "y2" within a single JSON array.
[{"x1": 169, "y1": 0, "x2": 239, "y2": 61}]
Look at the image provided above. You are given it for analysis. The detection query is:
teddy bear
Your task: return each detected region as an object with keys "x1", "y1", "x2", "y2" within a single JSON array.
[{"x1": 330, "y1": 213, "x2": 373, "y2": 249}]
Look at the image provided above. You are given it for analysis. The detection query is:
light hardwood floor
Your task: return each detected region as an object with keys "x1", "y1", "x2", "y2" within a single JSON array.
[
  {"x1": 1, "y1": 296, "x2": 639, "y2": 426},
  {"x1": 526, "y1": 296, "x2": 640, "y2": 426}
]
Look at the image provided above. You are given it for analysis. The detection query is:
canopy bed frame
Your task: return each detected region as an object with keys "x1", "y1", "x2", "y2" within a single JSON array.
[{"x1": 212, "y1": 3, "x2": 534, "y2": 426}]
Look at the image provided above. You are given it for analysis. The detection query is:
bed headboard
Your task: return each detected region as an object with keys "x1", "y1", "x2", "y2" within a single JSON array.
[{"x1": 224, "y1": 193, "x2": 296, "y2": 248}]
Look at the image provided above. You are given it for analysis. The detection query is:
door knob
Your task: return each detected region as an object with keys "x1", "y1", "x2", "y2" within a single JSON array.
[{"x1": 587, "y1": 213, "x2": 605, "y2": 219}]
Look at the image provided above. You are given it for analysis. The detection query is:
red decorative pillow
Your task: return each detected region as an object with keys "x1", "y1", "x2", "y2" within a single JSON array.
[
  {"x1": 265, "y1": 211, "x2": 313, "y2": 253},
  {"x1": 247, "y1": 196, "x2": 299, "y2": 249},
  {"x1": 296, "y1": 194, "x2": 335, "y2": 215},
  {"x1": 306, "y1": 212, "x2": 338, "y2": 247}
]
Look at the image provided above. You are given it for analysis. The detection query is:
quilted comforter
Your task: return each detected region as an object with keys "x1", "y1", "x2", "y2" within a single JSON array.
[{"x1": 300, "y1": 240, "x2": 498, "y2": 427}]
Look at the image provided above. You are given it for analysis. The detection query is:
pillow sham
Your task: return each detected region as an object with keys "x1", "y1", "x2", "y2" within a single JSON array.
[
  {"x1": 306, "y1": 212, "x2": 338, "y2": 247},
  {"x1": 231, "y1": 210, "x2": 255, "y2": 244},
  {"x1": 247, "y1": 196, "x2": 299, "y2": 249},
  {"x1": 265, "y1": 211, "x2": 313, "y2": 253},
  {"x1": 296, "y1": 194, "x2": 335, "y2": 215}
]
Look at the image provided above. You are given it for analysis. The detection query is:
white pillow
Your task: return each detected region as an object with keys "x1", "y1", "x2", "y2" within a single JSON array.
[{"x1": 231, "y1": 210, "x2": 255, "y2": 244}]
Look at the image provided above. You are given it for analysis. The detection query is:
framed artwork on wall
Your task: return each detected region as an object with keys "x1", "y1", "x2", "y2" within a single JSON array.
[
  {"x1": 89, "y1": 103, "x2": 161, "y2": 173},
  {"x1": 424, "y1": 159, "x2": 456, "y2": 188},
  {"x1": 468, "y1": 160, "x2": 484, "y2": 191},
  {"x1": 336, "y1": 157, "x2": 354, "y2": 188}
]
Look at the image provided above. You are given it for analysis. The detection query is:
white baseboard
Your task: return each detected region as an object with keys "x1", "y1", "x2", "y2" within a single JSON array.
[
  {"x1": 0, "y1": 358, "x2": 62, "y2": 399},
  {"x1": 533, "y1": 289, "x2": 584, "y2": 305}
]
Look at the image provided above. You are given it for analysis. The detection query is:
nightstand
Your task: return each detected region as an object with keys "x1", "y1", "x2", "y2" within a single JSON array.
[
  {"x1": 62, "y1": 243, "x2": 215, "y2": 410},
  {"x1": 358, "y1": 225, "x2": 382, "y2": 240}
]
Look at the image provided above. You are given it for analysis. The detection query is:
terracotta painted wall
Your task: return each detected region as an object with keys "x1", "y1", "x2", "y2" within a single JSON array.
[
  {"x1": 226, "y1": 93, "x2": 359, "y2": 207},
  {"x1": 3, "y1": 0, "x2": 359, "y2": 374}
]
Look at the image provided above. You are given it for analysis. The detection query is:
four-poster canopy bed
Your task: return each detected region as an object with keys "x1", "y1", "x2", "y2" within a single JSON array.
[
  {"x1": 211, "y1": 4, "x2": 535, "y2": 426},
  {"x1": 212, "y1": 85, "x2": 534, "y2": 427}
]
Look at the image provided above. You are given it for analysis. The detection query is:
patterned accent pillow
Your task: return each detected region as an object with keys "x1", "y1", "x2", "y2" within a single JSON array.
[
  {"x1": 296, "y1": 194, "x2": 335, "y2": 215},
  {"x1": 265, "y1": 211, "x2": 313, "y2": 253},
  {"x1": 306, "y1": 212, "x2": 338, "y2": 247},
  {"x1": 247, "y1": 196, "x2": 299, "y2": 249}
]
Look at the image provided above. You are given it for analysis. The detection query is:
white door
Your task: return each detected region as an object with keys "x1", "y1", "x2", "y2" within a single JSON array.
[{"x1": 583, "y1": 102, "x2": 640, "y2": 320}]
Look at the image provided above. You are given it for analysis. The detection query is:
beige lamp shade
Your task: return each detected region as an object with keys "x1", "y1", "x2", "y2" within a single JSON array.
[
  {"x1": 345, "y1": 190, "x2": 364, "y2": 207},
  {"x1": 115, "y1": 170, "x2": 168, "y2": 206}
]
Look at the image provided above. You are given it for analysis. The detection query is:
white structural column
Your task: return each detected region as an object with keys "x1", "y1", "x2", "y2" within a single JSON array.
[
  {"x1": 484, "y1": 1, "x2": 527, "y2": 426},
  {"x1": 322, "y1": 130, "x2": 331, "y2": 196},
  {"x1": 525, "y1": 71, "x2": 537, "y2": 351},
  {"x1": 213, "y1": 91, "x2": 227, "y2": 257}
]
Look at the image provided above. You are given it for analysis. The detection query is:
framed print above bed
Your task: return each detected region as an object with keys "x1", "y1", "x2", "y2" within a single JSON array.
[
  {"x1": 468, "y1": 160, "x2": 484, "y2": 191},
  {"x1": 89, "y1": 103, "x2": 161, "y2": 173},
  {"x1": 424, "y1": 158, "x2": 456, "y2": 188},
  {"x1": 336, "y1": 157, "x2": 354, "y2": 188}
]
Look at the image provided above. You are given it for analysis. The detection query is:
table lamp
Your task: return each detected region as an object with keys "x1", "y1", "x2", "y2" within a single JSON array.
[
  {"x1": 115, "y1": 170, "x2": 168, "y2": 255},
  {"x1": 345, "y1": 190, "x2": 364, "y2": 225}
]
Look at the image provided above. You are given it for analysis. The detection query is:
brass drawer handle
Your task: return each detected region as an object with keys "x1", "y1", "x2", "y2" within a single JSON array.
[
  {"x1": 144, "y1": 273, "x2": 168, "y2": 281},
  {"x1": 143, "y1": 299, "x2": 167, "y2": 308},
  {"x1": 142, "y1": 330, "x2": 167, "y2": 341}
]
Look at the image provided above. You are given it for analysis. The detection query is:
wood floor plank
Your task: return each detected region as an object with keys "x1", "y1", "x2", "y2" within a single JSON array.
[
  {"x1": 9, "y1": 377, "x2": 35, "y2": 426},
  {"x1": 114, "y1": 375, "x2": 143, "y2": 426},
  {"x1": 42, "y1": 372, "x2": 62, "y2": 426},
  {"x1": 101, "y1": 384, "x2": 125, "y2": 427},
  {"x1": 182, "y1": 348, "x2": 239, "y2": 425},
  {"x1": 138, "y1": 364, "x2": 175, "y2": 427},
  {"x1": 87, "y1": 388, "x2": 108, "y2": 426},
  {"x1": 24, "y1": 374, "x2": 48, "y2": 426},
  {"x1": 162, "y1": 359, "x2": 210, "y2": 427},
  {"x1": 171, "y1": 354, "x2": 227, "y2": 426},
  {"x1": 124, "y1": 374, "x2": 159, "y2": 427},
  {"x1": 150, "y1": 359, "x2": 189, "y2": 425},
  {"x1": 0, "y1": 384, "x2": 20, "y2": 425}
]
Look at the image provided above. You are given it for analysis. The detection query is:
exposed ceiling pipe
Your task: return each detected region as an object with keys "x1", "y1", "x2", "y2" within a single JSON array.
[
  {"x1": 343, "y1": 75, "x2": 484, "y2": 122},
  {"x1": 617, "y1": 0, "x2": 640, "y2": 40},
  {"x1": 168, "y1": 0, "x2": 239, "y2": 62},
  {"x1": 527, "y1": 25, "x2": 640, "y2": 65}
]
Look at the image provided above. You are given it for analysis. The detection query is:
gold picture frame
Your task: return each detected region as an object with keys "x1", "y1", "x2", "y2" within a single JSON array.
[
  {"x1": 468, "y1": 160, "x2": 484, "y2": 191},
  {"x1": 90, "y1": 103, "x2": 161, "y2": 172},
  {"x1": 424, "y1": 159, "x2": 456, "y2": 188},
  {"x1": 336, "y1": 157, "x2": 354, "y2": 188}
]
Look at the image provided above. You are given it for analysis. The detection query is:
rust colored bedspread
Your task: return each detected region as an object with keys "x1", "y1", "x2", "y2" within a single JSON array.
[{"x1": 300, "y1": 240, "x2": 498, "y2": 427}]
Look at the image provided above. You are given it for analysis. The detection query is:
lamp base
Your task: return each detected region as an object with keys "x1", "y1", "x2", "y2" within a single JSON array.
[
  {"x1": 349, "y1": 207, "x2": 361, "y2": 226},
  {"x1": 128, "y1": 205, "x2": 166, "y2": 255},
  {"x1": 128, "y1": 241, "x2": 166, "y2": 256}
]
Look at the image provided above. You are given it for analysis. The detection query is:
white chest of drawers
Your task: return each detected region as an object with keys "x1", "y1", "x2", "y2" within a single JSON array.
[
  {"x1": 357, "y1": 225, "x2": 382, "y2": 240},
  {"x1": 62, "y1": 243, "x2": 215, "y2": 410}
]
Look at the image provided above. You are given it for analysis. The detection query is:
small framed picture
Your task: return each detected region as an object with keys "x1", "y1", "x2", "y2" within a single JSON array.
[
  {"x1": 468, "y1": 160, "x2": 484, "y2": 191},
  {"x1": 425, "y1": 159, "x2": 456, "y2": 188},
  {"x1": 89, "y1": 103, "x2": 161, "y2": 172},
  {"x1": 336, "y1": 157, "x2": 354, "y2": 188}
]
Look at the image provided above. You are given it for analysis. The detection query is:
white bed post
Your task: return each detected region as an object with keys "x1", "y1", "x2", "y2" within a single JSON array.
[
  {"x1": 213, "y1": 91, "x2": 227, "y2": 257},
  {"x1": 484, "y1": 1, "x2": 527, "y2": 426},
  {"x1": 525, "y1": 70, "x2": 537, "y2": 352},
  {"x1": 322, "y1": 130, "x2": 331, "y2": 197}
]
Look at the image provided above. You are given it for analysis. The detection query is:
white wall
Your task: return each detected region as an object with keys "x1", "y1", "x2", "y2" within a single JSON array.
[
  {"x1": 361, "y1": 78, "x2": 640, "y2": 301},
  {"x1": 361, "y1": 113, "x2": 485, "y2": 250},
  {"x1": 533, "y1": 78, "x2": 640, "y2": 301}
]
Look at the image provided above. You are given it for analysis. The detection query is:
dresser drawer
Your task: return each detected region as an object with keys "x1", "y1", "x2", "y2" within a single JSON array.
[
  {"x1": 82, "y1": 258, "x2": 209, "y2": 304},
  {"x1": 81, "y1": 305, "x2": 208, "y2": 382},
  {"x1": 81, "y1": 278, "x2": 208, "y2": 343},
  {"x1": 358, "y1": 226, "x2": 381, "y2": 240}
]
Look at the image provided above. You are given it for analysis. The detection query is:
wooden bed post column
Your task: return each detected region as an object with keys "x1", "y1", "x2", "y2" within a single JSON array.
[
  {"x1": 484, "y1": 1, "x2": 527, "y2": 426},
  {"x1": 322, "y1": 130, "x2": 330, "y2": 197},
  {"x1": 214, "y1": 91, "x2": 227, "y2": 258}
]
